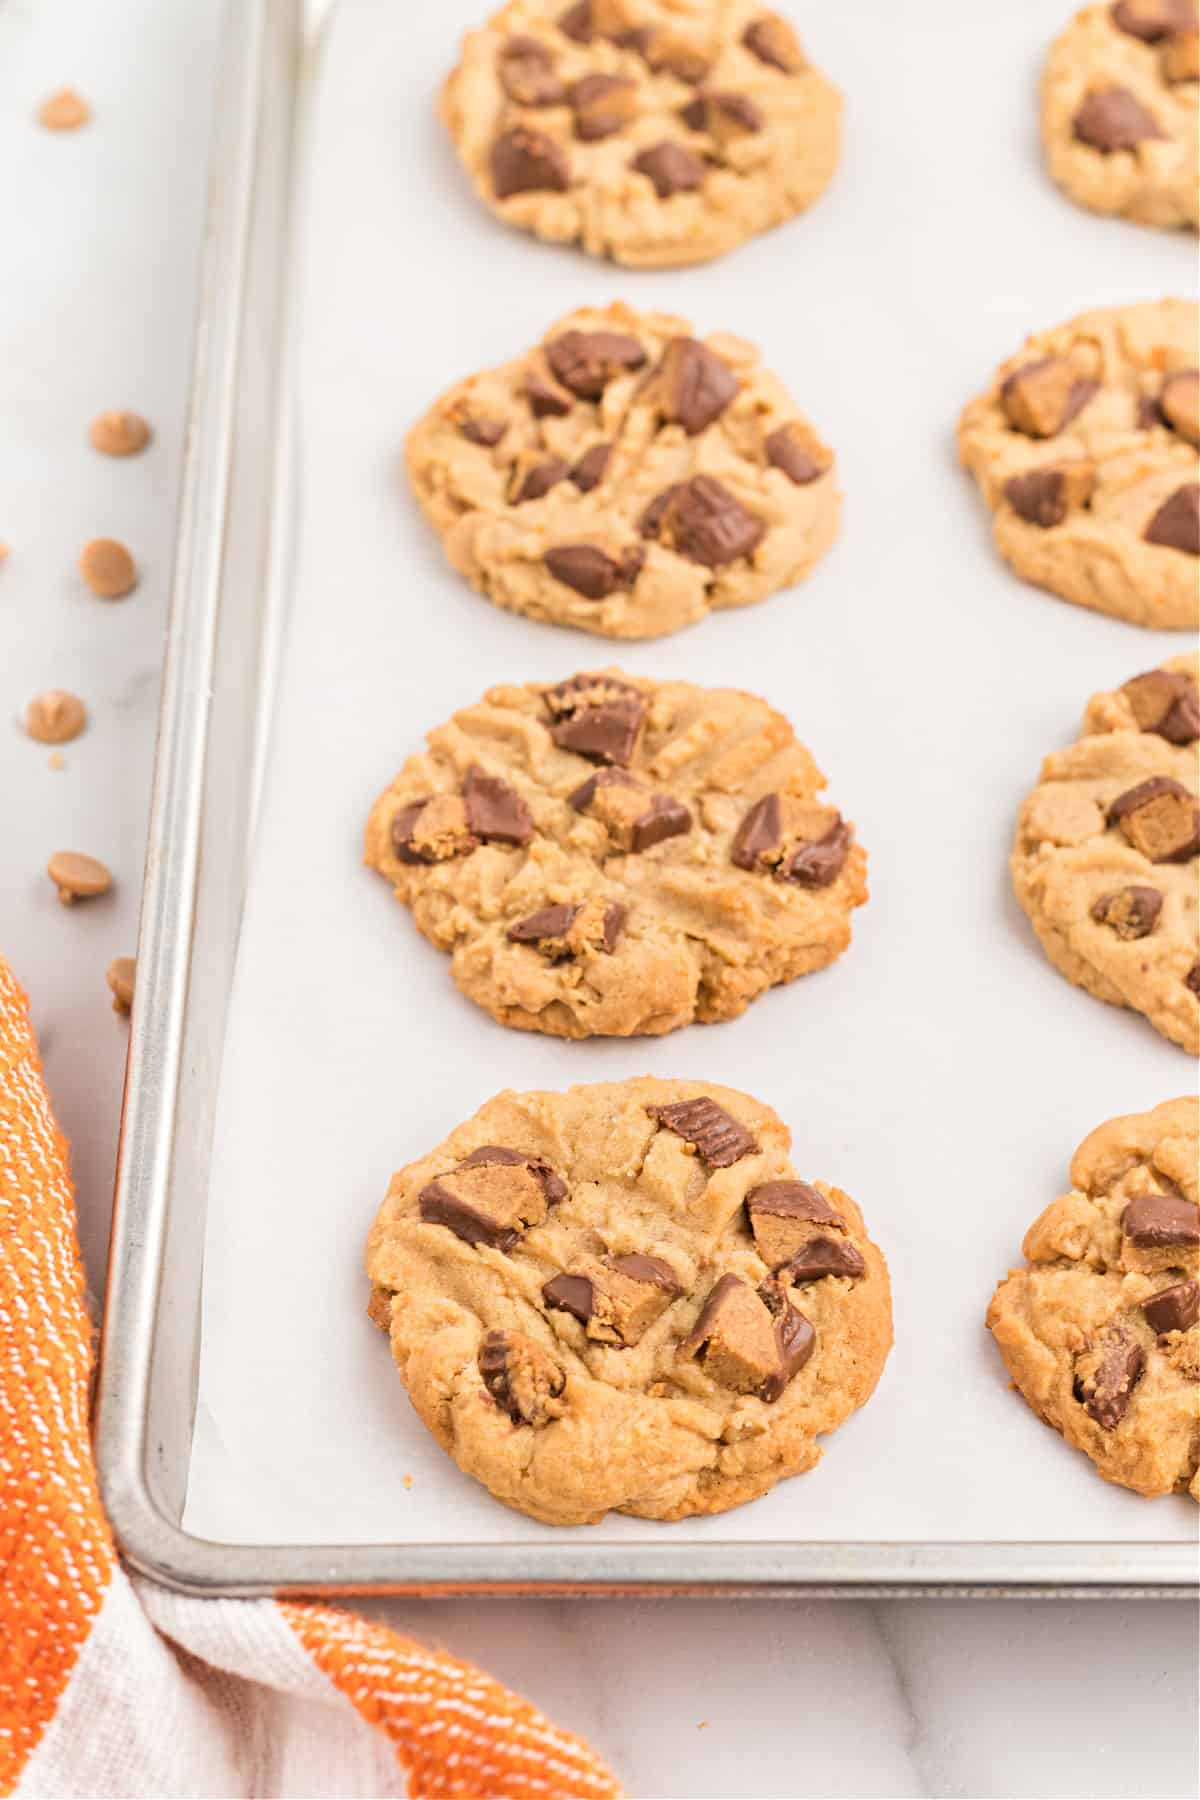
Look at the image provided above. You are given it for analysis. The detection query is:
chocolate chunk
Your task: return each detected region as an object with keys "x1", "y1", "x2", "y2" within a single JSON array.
[
  {"x1": 630, "y1": 794, "x2": 692, "y2": 852},
  {"x1": 730, "y1": 793, "x2": 781, "y2": 869},
  {"x1": 491, "y1": 126, "x2": 570, "y2": 199},
  {"x1": 544, "y1": 1253, "x2": 680, "y2": 1346},
  {"x1": 757, "y1": 1278, "x2": 816, "y2": 1400},
  {"x1": 1073, "y1": 87, "x2": 1164, "y2": 151},
  {"x1": 1004, "y1": 462, "x2": 1095, "y2": 527},
  {"x1": 1162, "y1": 25, "x2": 1200, "y2": 77},
  {"x1": 507, "y1": 902, "x2": 580, "y2": 954},
  {"x1": 545, "y1": 330, "x2": 646, "y2": 399},
  {"x1": 1111, "y1": 0, "x2": 1196, "y2": 40},
  {"x1": 558, "y1": 0, "x2": 593, "y2": 42},
  {"x1": 419, "y1": 1153, "x2": 555, "y2": 1251},
  {"x1": 458, "y1": 416, "x2": 507, "y2": 447},
  {"x1": 545, "y1": 675, "x2": 646, "y2": 764},
  {"x1": 543, "y1": 543, "x2": 643, "y2": 600},
  {"x1": 648, "y1": 1096, "x2": 759, "y2": 1168},
  {"x1": 630, "y1": 142, "x2": 706, "y2": 198},
  {"x1": 680, "y1": 90, "x2": 763, "y2": 143},
  {"x1": 524, "y1": 371, "x2": 573, "y2": 418},
  {"x1": 785, "y1": 1235, "x2": 866, "y2": 1284},
  {"x1": 746, "y1": 1180, "x2": 845, "y2": 1269},
  {"x1": 653, "y1": 337, "x2": 739, "y2": 434},
  {"x1": 479, "y1": 1330, "x2": 565, "y2": 1425},
  {"x1": 1074, "y1": 1327, "x2": 1145, "y2": 1430},
  {"x1": 457, "y1": 1143, "x2": 567, "y2": 1204},
  {"x1": 1122, "y1": 668, "x2": 1200, "y2": 744},
  {"x1": 463, "y1": 767, "x2": 533, "y2": 846},
  {"x1": 782, "y1": 820, "x2": 852, "y2": 887},
  {"x1": 1188, "y1": 961, "x2": 1200, "y2": 995},
  {"x1": 681, "y1": 1275, "x2": 777, "y2": 1396},
  {"x1": 391, "y1": 795, "x2": 477, "y2": 865},
  {"x1": 570, "y1": 442, "x2": 611, "y2": 492},
  {"x1": 1143, "y1": 1280, "x2": 1199, "y2": 1335},
  {"x1": 1122, "y1": 1193, "x2": 1200, "y2": 1248},
  {"x1": 1090, "y1": 884, "x2": 1163, "y2": 939},
  {"x1": 1159, "y1": 371, "x2": 1200, "y2": 446},
  {"x1": 1144, "y1": 483, "x2": 1200, "y2": 555},
  {"x1": 569, "y1": 767, "x2": 634, "y2": 811},
  {"x1": 542, "y1": 1272, "x2": 597, "y2": 1324},
  {"x1": 640, "y1": 474, "x2": 765, "y2": 567},
  {"x1": 1107, "y1": 776, "x2": 1200, "y2": 862},
  {"x1": 742, "y1": 13, "x2": 806, "y2": 71},
  {"x1": 570, "y1": 72, "x2": 638, "y2": 140},
  {"x1": 765, "y1": 423, "x2": 831, "y2": 485},
  {"x1": 497, "y1": 35, "x2": 566, "y2": 105},
  {"x1": 511, "y1": 456, "x2": 569, "y2": 503},
  {"x1": 1001, "y1": 359, "x2": 1100, "y2": 438}
]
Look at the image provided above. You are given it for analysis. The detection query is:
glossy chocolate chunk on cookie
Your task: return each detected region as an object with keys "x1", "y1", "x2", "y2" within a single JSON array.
[
  {"x1": 765, "y1": 422, "x2": 832, "y2": 485},
  {"x1": 1107, "y1": 777, "x2": 1200, "y2": 862},
  {"x1": 785, "y1": 1235, "x2": 867, "y2": 1284},
  {"x1": 570, "y1": 768, "x2": 691, "y2": 852},
  {"x1": 497, "y1": 35, "x2": 566, "y2": 106},
  {"x1": 546, "y1": 328, "x2": 647, "y2": 397},
  {"x1": 1074, "y1": 1326, "x2": 1145, "y2": 1430},
  {"x1": 463, "y1": 766, "x2": 533, "y2": 846},
  {"x1": 570, "y1": 73, "x2": 638, "y2": 140},
  {"x1": 650, "y1": 338, "x2": 739, "y2": 435},
  {"x1": 1144, "y1": 484, "x2": 1200, "y2": 555},
  {"x1": 742, "y1": 13, "x2": 806, "y2": 71},
  {"x1": 543, "y1": 543, "x2": 645, "y2": 600},
  {"x1": 507, "y1": 898, "x2": 624, "y2": 958},
  {"x1": 648, "y1": 1096, "x2": 759, "y2": 1167},
  {"x1": 730, "y1": 792, "x2": 851, "y2": 887},
  {"x1": 569, "y1": 442, "x2": 611, "y2": 492},
  {"x1": 391, "y1": 796, "x2": 478, "y2": 865},
  {"x1": 1073, "y1": 87, "x2": 1164, "y2": 151},
  {"x1": 1122, "y1": 668, "x2": 1200, "y2": 744},
  {"x1": 1111, "y1": 0, "x2": 1196, "y2": 41},
  {"x1": 1004, "y1": 462, "x2": 1095, "y2": 527},
  {"x1": 479, "y1": 1329, "x2": 565, "y2": 1424},
  {"x1": 682, "y1": 1273, "x2": 813, "y2": 1402},
  {"x1": 1001, "y1": 359, "x2": 1099, "y2": 438},
  {"x1": 631, "y1": 141, "x2": 706, "y2": 198},
  {"x1": 490, "y1": 125, "x2": 570, "y2": 198},
  {"x1": 745, "y1": 1179, "x2": 845, "y2": 1268},
  {"x1": 543, "y1": 1252, "x2": 681, "y2": 1346},
  {"x1": 680, "y1": 90, "x2": 763, "y2": 144},
  {"x1": 640, "y1": 475, "x2": 764, "y2": 567},
  {"x1": 419, "y1": 1149, "x2": 563, "y2": 1251},
  {"x1": 1142, "y1": 1279, "x2": 1199, "y2": 1336},
  {"x1": 1122, "y1": 1192, "x2": 1200, "y2": 1249},
  {"x1": 545, "y1": 673, "x2": 646, "y2": 763}
]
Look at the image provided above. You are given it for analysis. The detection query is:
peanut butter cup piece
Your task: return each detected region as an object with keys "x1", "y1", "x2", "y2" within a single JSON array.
[
  {"x1": 1073, "y1": 1326, "x2": 1144, "y2": 1429},
  {"x1": 1106, "y1": 777, "x2": 1200, "y2": 862},
  {"x1": 742, "y1": 14, "x2": 806, "y2": 71},
  {"x1": 648, "y1": 1096, "x2": 758, "y2": 1167},
  {"x1": 419, "y1": 1146, "x2": 564, "y2": 1250},
  {"x1": 1122, "y1": 1192, "x2": 1200, "y2": 1248},
  {"x1": 497, "y1": 36, "x2": 566, "y2": 106},
  {"x1": 1000, "y1": 359, "x2": 1099, "y2": 438},
  {"x1": 1142, "y1": 1280, "x2": 1199, "y2": 1336},
  {"x1": 491, "y1": 126, "x2": 569, "y2": 199},
  {"x1": 765, "y1": 422, "x2": 832, "y2": 485},
  {"x1": 1144, "y1": 484, "x2": 1200, "y2": 555},
  {"x1": 640, "y1": 475, "x2": 764, "y2": 567},
  {"x1": 1073, "y1": 87, "x2": 1163, "y2": 151},
  {"x1": 545, "y1": 330, "x2": 646, "y2": 399},
  {"x1": 650, "y1": 337, "x2": 739, "y2": 435},
  {"x1": 745, "y1": 1180, "x2": 845, "y2": 1269},
  {"x1": 630, "y1": 142, "x2": 706, "y2": 198},
  {"x1": 543, "y1": 1252, "x2": 680, "y2": 1346},
  {"x1": 1159, "y1": 371, "x2": 1200, "y2": 446},
  {"x1": 1090, "y1": 884, "x2": 1163, "y2": 938},
  {"x1": 479, "y1": 1330, "x2": 565, "y2": 1424},
  {"x1": 391, "y1": 796, "x2": 478, "y2": 865},
  {"x1": 1004, "y1": 462, "x2": 1095, "y2": 528},
  {"x1": 1121, "y1": 668, "x2": 1200, "y2": 744},
  {"x1": 570, "y1": 73, "x2": 638, "y2": 140}
]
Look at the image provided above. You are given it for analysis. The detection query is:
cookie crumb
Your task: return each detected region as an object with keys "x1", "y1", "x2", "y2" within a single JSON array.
[
  {"x1": 403, "y1": 1473, "x2": 413, "y2": 1490},
  {"x1": 38, "y1": 88, "x2": 91, "y2": 131},
  {"x1": 48, "y1": 752, "x2": 66, "y2": 772},
  {"x1": 25, "y1": 689, "x2": 87, "y2": 744},
  {"x1": 106, "y1": 956, "x2": 136, "y2": 1014},
  {"x1": 90, "y1": 410, "x2": 152, "y2": 457},
  {"x1": 0, "y1": 544, "x2": 9, "y2": 565},
  {"x1": 47, "y1": 851, "x2": 112, "y2": 905},
  {"x1": 80, "y1": 538, "x2": 137, "y2": 599}
]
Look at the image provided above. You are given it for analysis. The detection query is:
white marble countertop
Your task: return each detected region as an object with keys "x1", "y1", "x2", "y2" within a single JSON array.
[{"x1": 1, "y1": 4, "x2": 1195, "y2": 1796}]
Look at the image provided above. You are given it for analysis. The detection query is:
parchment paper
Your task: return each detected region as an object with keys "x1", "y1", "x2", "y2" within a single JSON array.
[{"x1": 184, "y1": 0, "x2": 1197, "y2": 1548}]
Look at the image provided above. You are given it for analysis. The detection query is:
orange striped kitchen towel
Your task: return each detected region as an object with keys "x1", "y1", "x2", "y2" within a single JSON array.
[{"x1": 0, "y1": 954, "x2": 621, "y2": 1800}]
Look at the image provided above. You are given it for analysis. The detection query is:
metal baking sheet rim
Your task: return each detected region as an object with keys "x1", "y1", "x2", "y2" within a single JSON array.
[{"x1": 92, "y1": 0, "x2": 1200, "y2": 1601}]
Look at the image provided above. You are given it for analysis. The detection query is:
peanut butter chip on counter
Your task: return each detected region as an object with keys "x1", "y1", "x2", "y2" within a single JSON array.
[
  {"x1": 25, "y1": 690, "x2": 87, "y2": 745},
  {"x1": 80, "y1": 538, "x2": 137, "y2": 599},
  {"x1": 37, "y1": 87, "x2": 91, "y2": 130},
  {"x1": 106, "y1": 956, "x2": 136, "y2": 1014},
  {"x1": 89, "y1": 411, "x2": 152, "y2": 457},
  {"x1": 47, "y1": 852, "x2": 112, "y2": 905}
]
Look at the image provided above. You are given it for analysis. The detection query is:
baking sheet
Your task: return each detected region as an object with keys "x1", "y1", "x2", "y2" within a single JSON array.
[{"x1": 184, "y1": 0, "x2": 1197, "y2": 1550}]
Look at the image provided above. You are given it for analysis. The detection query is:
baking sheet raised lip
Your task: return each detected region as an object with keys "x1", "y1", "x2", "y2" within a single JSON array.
[{"x1": 96, "y1": 0, "x2": 1200, "y2": 1596}]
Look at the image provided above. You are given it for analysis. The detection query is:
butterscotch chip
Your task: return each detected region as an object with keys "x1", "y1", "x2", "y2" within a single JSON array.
[
  {"x1": 1011, "y1": 656, "x2": 1199, "y2": 1054},
  {"x1": 80, "y1": 538, "x2": 137, "y2": 600},
  {"x1": 106, "y1": 956, "x2": 136, "y2": 1014},
  {"x1": 987, "y1": 1098, "x2": 1199, "y2": 1500},
  {"x1": 37, "y1": 87, "x2": 90, "y2": 130},
  {"x1": 89, "y1": 411, "x2": 152, "y2": 457},
  {"x1": 47, "y1": 851, "x2": 112, "y2": 905},
  {"x1": 365, "y1": 1076, "x2": 892, "y2": 1525},
  {"x1": 25, "y1": 690, "x2": 87, "y2": 745}
]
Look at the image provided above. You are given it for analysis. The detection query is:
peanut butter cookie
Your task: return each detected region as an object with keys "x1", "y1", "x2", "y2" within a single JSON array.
[
  {"x1": 364, "y1": 670, "x2": 867, "y2": 1038},
  {"x1": 1011, "y1": 656, "x2": 1199, "y2": 1054},
  {"x1": 987, "y1": 1097, "x2": 1199, "y2": 1501},
  {"x1": 440, "y1": 0, "x2": 841, "y2": 267},
  {"x1": 366, "y1": 1077, "x2": 892, "y2": 1524},
  {"x1": 405, "y1": 302, "x2": 838, "y2": 639},
  {"x1": 958, "y1": 299, "x2": 1199, "y2": 628},
  {"x1": 1041, "y1": 2, "x2": 1198, "y2": 232}
]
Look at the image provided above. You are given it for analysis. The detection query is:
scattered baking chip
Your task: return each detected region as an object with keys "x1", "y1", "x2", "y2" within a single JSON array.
[
  {"x1": 79, "y1": 537, "x2": 137, "y2": 599},
  {"x1": 48, "y1": 752, "x2": 65, "y2": 772},
  {"x1": 25, "y1": 689, "x2": 87, "y2": 744},
  {"x1": 106, "y1": 956, "x2": 136, "y2": 1014},
  {"x1": 38, "y1": 87, "x2": 91, "y2": 130},
  {"x1": 0, "y1": 544, "x2": 10, "y2": 565},
  {"x1": 89, "y1": 410, "x2": 152, "y2": 457},
  {"x1": 47, "y1": 851, "x2": 112, "y2": 905}
]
